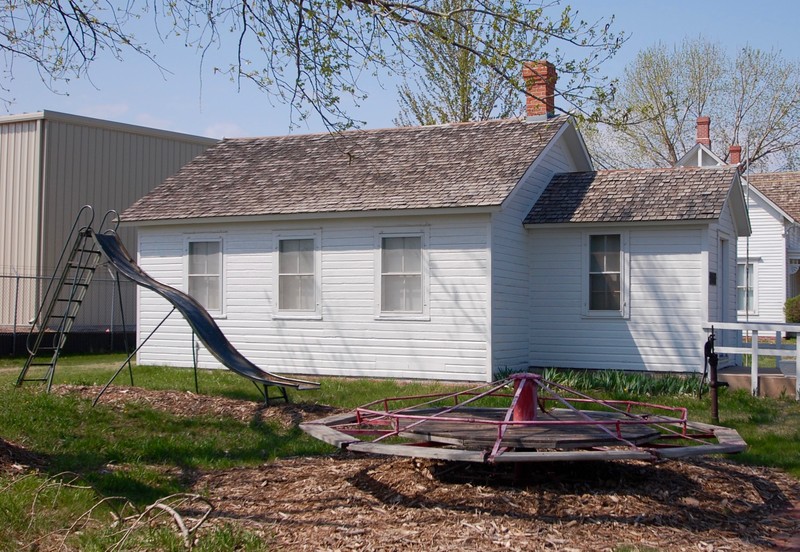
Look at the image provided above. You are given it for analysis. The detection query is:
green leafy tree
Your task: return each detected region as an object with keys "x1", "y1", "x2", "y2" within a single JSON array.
[
  {"x1": 0, "y1": 0, "x2": 623, "y2": 129},
  {"x1": 585, "y1": 38, "x2": 800, "y2": 170},
  {"x1": 786, "y1": 295, "x2": 800, "y2": 324}
]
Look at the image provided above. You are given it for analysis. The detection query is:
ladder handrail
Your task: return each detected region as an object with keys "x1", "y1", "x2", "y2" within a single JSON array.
[
  {"x1": 17, "y1": 233, "x2": 102, "y2": 389},
  {"x1": 99, "y1": 209, "x2": 120, "y2": 234},
  {"x1": 25, "y1": 205, "x2": 95, "y2": 355}
]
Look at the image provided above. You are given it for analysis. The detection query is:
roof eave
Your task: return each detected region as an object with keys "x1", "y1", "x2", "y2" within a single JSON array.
[
  {"x1": 742, "y1": 177, "x2": 798, "y2": 225},
  {"x1": 726, "y1": 172, "x2": 752, "y2": 237},
  {"x1": 523, "y1": 219, "x2": 715, "y2": 230},
  {"x1": 499, "y1": 118, "x2": 590, "y2": 212},
  {"x1": 121, "y1": 205, "x2": 501, "y2": 227},
  {"x1": 675, "y1": 143, "x2": 726, "y2": 167}
]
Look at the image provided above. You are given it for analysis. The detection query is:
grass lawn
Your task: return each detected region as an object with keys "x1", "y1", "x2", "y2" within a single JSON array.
[{"x1": 1, "y1": 353, "x2": 799, "y2": 549}]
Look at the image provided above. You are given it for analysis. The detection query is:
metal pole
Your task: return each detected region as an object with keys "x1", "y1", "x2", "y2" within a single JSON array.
[
  {"x1": 109, "y1": 274, "x2": 116, "y2": 349},
  {"x1": 93, "y1": 306, "x2": 176, "y2": 406},
  {"x1": 192, "y1": 331, "x2": 199, "y2": 394},
  {"x1": 709, "y1": 346, "x2": 720, "y2": 424},
  {"x1": 111, "y1": 272, "x2": 133, "y2": 386},
  {"x1": 704, "y1": 327, "x2": 723, "y2": 424},
  {"x1": 12, "y1": 270, "x2": 20, "y2": 355}
]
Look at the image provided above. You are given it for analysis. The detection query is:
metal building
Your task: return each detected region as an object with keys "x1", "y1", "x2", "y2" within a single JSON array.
[{"x1": 0, "y1": 110, "x2": 217, "y2": 352}]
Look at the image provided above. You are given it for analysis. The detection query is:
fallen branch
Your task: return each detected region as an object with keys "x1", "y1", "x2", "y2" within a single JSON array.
[{"x1": 111, "y1": 493, "x2": 215, "y2": 551}]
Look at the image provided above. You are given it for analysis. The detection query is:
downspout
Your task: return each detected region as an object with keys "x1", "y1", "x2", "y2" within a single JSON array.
[{"x1": 744, "y1": 152, "x2": 750, "y2": 323}]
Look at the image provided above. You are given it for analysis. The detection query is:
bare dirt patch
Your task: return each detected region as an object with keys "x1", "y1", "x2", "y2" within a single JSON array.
[
  {"x1": 3, "y1": 385, "x2": 799, "y2": 551},
  {"x1": 53, "y1": 383, "x2": 343, "y2": 426}
]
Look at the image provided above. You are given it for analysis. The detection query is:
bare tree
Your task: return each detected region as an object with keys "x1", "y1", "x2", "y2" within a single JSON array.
[
  {"x1": 1, "y1": 0, "x2": 624, "y2": 129},
  {"x1": 395, "y1": 0, "x2": 617, "y2": 125},
  {"x1": 585, "y1": 38, "x2": 800, "y2": 171}
]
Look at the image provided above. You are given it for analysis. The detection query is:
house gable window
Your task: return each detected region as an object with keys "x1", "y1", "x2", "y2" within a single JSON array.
[
  {"x1": 583, "y1": 232, "x2": 629, "y2": 318},
  {"x1": 187, "y1": 239, "x2": 223, "y2": 313},
  {"x1": 275, "y1": 231, "x2": 321, "y2": 318},
  {"x1": 737, "y1": 261, "x2": 757, "y2": 315},
  {"x1": 376, "y1": 229, "x2": 429, "y2": 319}
]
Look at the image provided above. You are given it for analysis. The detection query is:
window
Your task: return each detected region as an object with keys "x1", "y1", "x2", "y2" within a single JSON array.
[
  {"x1": 790, "y1": 259, "x2": 800, "y2": 299},
  {"x1": 188, "y1": 240, "x2": 222, "y2": 312},
  {"x1": 275, "y1": 232, "x2": 321, "y2": 318},
  {"x1": 583, "y1": 232, "x2": 628, "y2": 318},
  {"x1": 737, "y1": 261, "x2": 757, "y2": 314},
  {"x1": 376, "y1": 229, "x2": 428, "y2": 318}
]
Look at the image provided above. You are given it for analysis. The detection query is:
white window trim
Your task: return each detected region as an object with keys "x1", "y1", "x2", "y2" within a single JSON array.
[
  {"x1": 737, "y1": 258, "x2": 759, "y2": 316},
  {"x1": 184, "y1": 235, "x2": 225, "y2": 317},
  {"x1": 374, "y1": 227, "x2": 430, "y2": 321},
  {"x1": 273, "y1": 230, "x2": 322, "y2": 320},
  {"x1": 581, "y1": 231, "x2": 630, "y2": 319}
]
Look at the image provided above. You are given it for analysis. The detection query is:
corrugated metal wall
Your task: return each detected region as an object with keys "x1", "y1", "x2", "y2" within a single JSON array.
[
  {"x1": 0, "y1": 119, "x2": 42, "y2": 327},
  {"x1": 0, "y1": 112, "x2": 216, "y2": 335},
  {"x1": 39, "y1": 117, "x2": 215, "y2": 331}
]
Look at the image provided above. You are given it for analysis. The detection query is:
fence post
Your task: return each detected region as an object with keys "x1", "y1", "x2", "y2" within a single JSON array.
[
  {"x1": 12, "y1": 270, "x2": 20, "y2": 355},
  {"x1": 796, "y1": 337, "x2": 799, "y2": 401},
  {"x1": 751, "y1": 330, "x2": 759, "y2": 396}
]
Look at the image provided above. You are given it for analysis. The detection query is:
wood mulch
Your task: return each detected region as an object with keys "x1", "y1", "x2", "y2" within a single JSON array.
[{"x1": 2, "y1": 385, "x2": 798, "y2": 551}]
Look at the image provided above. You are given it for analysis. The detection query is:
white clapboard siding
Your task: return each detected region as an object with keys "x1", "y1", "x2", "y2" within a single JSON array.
[
  {"x1": 738, "y1": 192, "x2": 788, "y2": 322},
  {"x1": 135, "y1": 214, "x2": 491, "y2": 381},
  {"x1": 491, "y1": 133, "x2": 584, "y2": 375},
  {"x1": 715, "y1": 201, "x2": 742, "y2": 351},
  {"x1": 529, "y1": 226, "x2": 708, "y2": 372}
]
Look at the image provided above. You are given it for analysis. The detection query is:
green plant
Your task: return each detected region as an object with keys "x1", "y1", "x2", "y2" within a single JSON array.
[
  {"x1": 1, "y1": 354, "x2": 799, "y2": 549},
  {"x1": 538, "y1": 368, "x2": 705, "y2": 397},
  {"x1": 785, "y1": 295, "x2": 800, "y2": 323}
]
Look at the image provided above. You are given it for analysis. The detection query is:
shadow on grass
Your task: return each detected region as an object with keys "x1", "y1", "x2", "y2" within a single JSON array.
[{"x1": 0, "y1": 387, "x2": 327, "y2": 505}]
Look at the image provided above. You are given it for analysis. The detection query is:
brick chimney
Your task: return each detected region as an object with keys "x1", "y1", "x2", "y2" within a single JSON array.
[
  {"x1": 729, "y1": 144, "x2": 742, "y2": 166},
  {"x1": 522, "y1": 61, "x2": 557, "y2": 120},
  {"x1": 696, "y1": 116, "x2": 711, "y2": 148}
]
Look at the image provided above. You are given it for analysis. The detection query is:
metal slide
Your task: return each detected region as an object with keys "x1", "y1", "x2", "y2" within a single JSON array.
[{"x1": 91, "y1": 231, "x2": 320, "y2": 392}]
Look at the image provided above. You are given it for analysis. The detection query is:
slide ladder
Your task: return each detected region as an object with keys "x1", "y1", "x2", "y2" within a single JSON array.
[
  {"x1": 15, "y1": 206, "x2": 319, "y2": 402},
  {"x1": 16, "y1": 207, "x2": 102, "y2": 391}
]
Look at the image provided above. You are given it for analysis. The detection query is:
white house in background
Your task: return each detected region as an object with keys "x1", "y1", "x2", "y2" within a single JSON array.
[
  {"x1": 737, "y1": 172, "x2": 800, "y2": 322},
  {"x1": 120, "y1": 63, "x2": 749, "y2": 382},
  {"x1": 675, "y1": 117, "x2": 800, "y2": 323}
]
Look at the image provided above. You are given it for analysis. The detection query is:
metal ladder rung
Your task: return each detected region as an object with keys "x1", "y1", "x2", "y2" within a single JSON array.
[
  {"x1": 18, "y1": 209, "x2": 109, "y2": 390},
  {"x1": 63, "y1": 282, "x2": 90, "y2": 288}
]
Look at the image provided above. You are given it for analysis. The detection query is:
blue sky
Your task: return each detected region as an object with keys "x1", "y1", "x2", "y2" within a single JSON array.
[{"x1": 4, "y1": 1, "x2": 799, "y2": 138}]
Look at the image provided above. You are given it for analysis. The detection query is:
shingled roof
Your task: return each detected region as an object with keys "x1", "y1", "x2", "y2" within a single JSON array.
[
  {"x1": 122, "y1": 117, "x2": 566, "y2": 222},
  {"x1": 746, "y1": 171, "x2": 800, "y2": 222},
  {"x1": 525, "y1": 167, "x2": 740, "y2": 225}
]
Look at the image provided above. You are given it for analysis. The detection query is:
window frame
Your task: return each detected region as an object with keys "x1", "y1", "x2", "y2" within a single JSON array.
[
  {"x1": 736, "y1": 259, "x2": 758, "y2": 316},
  {"x1": 185, "y1": 236, "x2": 224, "y2": 316},
  {"x1": 273, "y1": 230, "x2": 322, "y2": 320},
  {"x1": 581, "y1": 231, "x2": 630, "y2": 319},
  {"x1": 374, "y1": 227, "x2": 430, "y2": 320}
]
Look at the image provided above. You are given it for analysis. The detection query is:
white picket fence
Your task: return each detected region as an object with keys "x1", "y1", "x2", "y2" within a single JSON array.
[{"x1": 704, "y1": 322, "x2": 800, "y2": 400}]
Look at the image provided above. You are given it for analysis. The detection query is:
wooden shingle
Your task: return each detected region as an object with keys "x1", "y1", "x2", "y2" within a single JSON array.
[
  {"x1": 122, "y1": 118, "x2": 565, "y2": 222},
  {"x1": 746, "y1": 172, "x2": 800, "y2": 222},
  {"x1": 525, "y1": 167, "x2": 739, "y2": 225}
]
